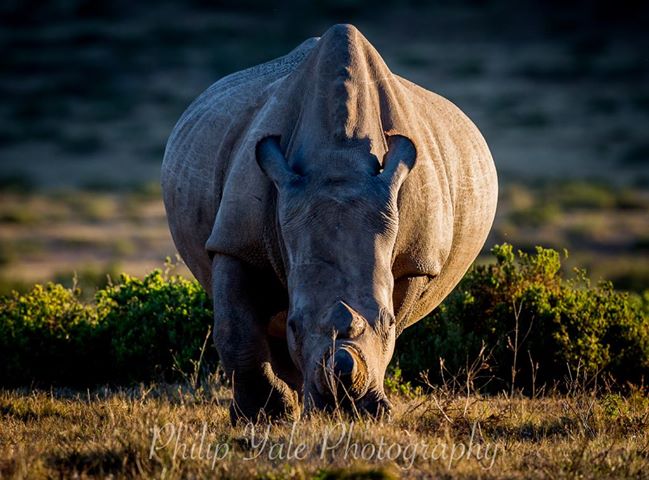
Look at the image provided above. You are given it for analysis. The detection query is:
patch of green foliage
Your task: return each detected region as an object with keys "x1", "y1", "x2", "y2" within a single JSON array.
[
  {"x1": 0, "y1": 282, "x2": 99, "y2": 385},
  {"x1": 0, "y1": 268, "x2": 215, "y2": 386},
  {"x1": 384, "y1": 364, "x2": 421, "y2": 398},
  {"x1": 1, "y1": 244, "x2": 647, "y2": 391},
  {"x1": 394, "y1": 244, "x2": 649, "y2": 392},
  {"x1": 96, "y1": 270, "x2": 214, "y2": 382}
]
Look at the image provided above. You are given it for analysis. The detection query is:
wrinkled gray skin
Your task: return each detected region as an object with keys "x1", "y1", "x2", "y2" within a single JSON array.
[
  {"x1": 162, "y1": 24, "x2": 498, "y2": 423},
  {"x1": 257, "y1": 134, "x2": 416, "y2": 416}
]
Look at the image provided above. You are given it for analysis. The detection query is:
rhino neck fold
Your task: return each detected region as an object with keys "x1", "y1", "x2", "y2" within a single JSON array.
[{"x1": 263, "y1": 193, "x2": 289, "y2": 288}]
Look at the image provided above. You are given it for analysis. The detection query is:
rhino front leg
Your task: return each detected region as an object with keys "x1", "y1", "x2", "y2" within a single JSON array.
[{"x1": 211, "y1": 254, "x2": 299, "y2": 424}]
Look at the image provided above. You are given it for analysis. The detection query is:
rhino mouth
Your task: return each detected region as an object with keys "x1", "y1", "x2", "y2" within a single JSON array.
[
  {"x1": 312, "y1": 342, "x2": 370, "y2": 403},
  {"x1": 357, "y1": 391, "x2": 392, "y2": 419},
  {"x1": 304, "y1": 380, "x2": 390, "y2": 419}
]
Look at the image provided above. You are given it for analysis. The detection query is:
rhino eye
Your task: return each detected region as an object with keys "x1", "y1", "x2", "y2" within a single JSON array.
[{"x1": 378, "y1": 308, "x2": 395, "y2": 329}]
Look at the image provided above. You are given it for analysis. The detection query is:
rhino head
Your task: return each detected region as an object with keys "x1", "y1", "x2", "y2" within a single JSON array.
[{"x1": 256, "y1": 135, "x2": 416, "y2": 417}]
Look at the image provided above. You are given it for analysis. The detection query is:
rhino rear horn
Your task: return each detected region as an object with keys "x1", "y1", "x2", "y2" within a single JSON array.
[
  {"x1": 379, "y1": 135, "x2": 417, "y2": 190},
  {"x1": 256, "y1": 136, "x2": 300, "y2": 189}
]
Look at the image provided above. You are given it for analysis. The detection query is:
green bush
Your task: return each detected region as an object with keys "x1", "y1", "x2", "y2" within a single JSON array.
[
  {"x1": 394, "y1": 244, "x2": 649, "y2": 392},
  {"x1": 1, "y1": 245, "x2": 648, "y2": 390},
  {"x1": 0, "y1": 283, "x2": 99, "y2": 385},
  {"x1": 96, "y1": 270, "x2": 215, "y2": 383},
  {"x1": 0, "y1": 269, "x2": 215, "y2": 386}
]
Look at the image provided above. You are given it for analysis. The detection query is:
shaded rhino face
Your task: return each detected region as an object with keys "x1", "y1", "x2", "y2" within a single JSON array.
[{"x1": 256, "y1": 135, "x2": 416, "y2": 417}]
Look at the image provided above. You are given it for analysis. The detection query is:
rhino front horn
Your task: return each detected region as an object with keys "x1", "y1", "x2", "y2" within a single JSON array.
[
  {"x1": 328, "y1": 301, "x2": 366, "y2": 338},
  {"x1": 331, "y1": 346, "x2": 368, "y2": 399}
]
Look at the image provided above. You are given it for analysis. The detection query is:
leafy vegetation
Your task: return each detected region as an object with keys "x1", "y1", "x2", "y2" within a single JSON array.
[
  {"x1": 395, "y1": 244, "x2": 649, "y2": 393},
  {"x1": 96, "y1": 269, "x2": 215, "y2": 383},
  {"x1": 0, "y1": 267, "x2": 215, "y2": 386},
  {"x1": 1, "y1": 244, "x2": 647, "y2": 392},
  {"x1": 0, "y1": 282, "x2": 99, "y2": 385}
]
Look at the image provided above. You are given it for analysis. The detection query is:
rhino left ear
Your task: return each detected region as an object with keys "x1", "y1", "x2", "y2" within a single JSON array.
[
  {"x1": 256, "y1": 136, "x2": 299, "y2": 189},
  {"x1": 379, "y1": 135, "x2": 417, "y2": 191}
]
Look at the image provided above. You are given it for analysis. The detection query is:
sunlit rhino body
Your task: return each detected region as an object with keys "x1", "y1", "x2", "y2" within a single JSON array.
[{"x1": 162, "y1": 24, "x2": 497, "y2": 422}]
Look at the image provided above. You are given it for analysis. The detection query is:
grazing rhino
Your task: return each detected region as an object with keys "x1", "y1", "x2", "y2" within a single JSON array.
[{"x1": 162, "y1": 24, "x2": 497, "y2": 422}]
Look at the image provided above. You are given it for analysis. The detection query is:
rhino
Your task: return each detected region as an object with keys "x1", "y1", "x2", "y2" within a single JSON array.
[{"x1": 162, "y1": 24, "x2": 497, "y2": 422}]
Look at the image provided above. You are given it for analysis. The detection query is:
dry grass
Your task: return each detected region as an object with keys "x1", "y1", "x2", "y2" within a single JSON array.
[{"x1": 1, "y1": 381, "x2": 647, "y2": 479}]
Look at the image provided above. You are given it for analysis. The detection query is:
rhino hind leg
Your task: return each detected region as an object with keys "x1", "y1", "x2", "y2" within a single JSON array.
[{"x1": 211, "y1": 254, "x2": 300, "y2": 424}]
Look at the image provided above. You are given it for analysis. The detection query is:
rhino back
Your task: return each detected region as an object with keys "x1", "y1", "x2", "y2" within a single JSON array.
[{"x1": 161, "y1": 39, "x2": 318, "y2": 289}]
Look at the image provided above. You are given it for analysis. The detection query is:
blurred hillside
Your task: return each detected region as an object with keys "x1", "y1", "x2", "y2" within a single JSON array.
[{"x1": 0, "y1": 0, "x2": 648, "y2": 291}]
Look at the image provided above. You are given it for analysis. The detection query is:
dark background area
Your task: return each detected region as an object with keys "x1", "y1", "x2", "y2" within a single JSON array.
[{"x1": 0, "y1": 0, "x2": 648, "y2": 292}]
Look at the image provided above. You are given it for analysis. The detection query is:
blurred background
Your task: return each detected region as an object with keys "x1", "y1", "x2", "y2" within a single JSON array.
[{"x1": 0, "y1": 0, "x2": 648, "y2": 295}]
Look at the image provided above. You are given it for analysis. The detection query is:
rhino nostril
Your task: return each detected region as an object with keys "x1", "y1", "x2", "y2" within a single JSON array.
[
  {"x1": 287, "y1": 316, "x2": 297, "y2": 335},
  {"x1": 333, "y1": 348, "x2": 355, "y2": 377},
  {"x1": 328, "y1": 346, "x2": 368, "y2": 399}
]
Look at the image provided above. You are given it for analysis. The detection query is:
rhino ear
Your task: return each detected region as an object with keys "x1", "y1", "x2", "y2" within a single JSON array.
[
  {"x1": 256, "y1": 136, "x2": 299, "y2": 189},
  {"x1": 379, "y1": 135, "x2": 416, "y2": 191}
]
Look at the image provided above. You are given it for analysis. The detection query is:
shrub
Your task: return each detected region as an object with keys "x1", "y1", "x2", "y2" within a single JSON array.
[
  {"x1": 394, "y1": 244, "x2": 649, "y2": 392},
  {"x1": 0, "y1": 283, "x2": 99, "y2": 385},
  {"x1": 1, "y1": 245, "x2": 647, "y2": 390},
  {"x1": 95, "y1": 270, "x2": 215, "y2": 383},
  {"x1": 0, "y1": 268, "x2": 215, "y2": 386}
]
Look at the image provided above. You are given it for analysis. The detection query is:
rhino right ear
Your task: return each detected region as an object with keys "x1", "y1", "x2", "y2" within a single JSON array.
[
  {"x1": 379, "y1": 135, "x2": 417, "y2": 192},
  {"x1": 256, "y1": 136, "x2": 299, "y2": 189}
]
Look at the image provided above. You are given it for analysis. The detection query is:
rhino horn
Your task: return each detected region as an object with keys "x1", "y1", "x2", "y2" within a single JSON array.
[{"x1": 327, "y1": 300, "x2": 366, "y2": 338}]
